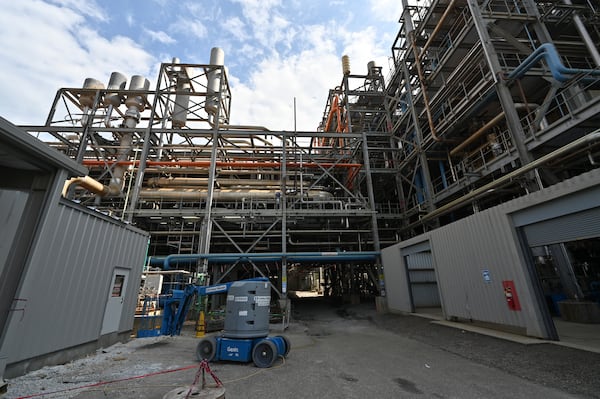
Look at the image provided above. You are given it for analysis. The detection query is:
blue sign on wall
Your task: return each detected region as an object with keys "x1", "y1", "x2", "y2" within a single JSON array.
[{"x1": 482, "y1": 270, "x2": 491, "y2": 283}]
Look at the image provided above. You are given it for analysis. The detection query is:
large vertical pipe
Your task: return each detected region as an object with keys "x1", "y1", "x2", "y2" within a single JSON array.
[
  {"x1": 206, "y1": 47, "x2": 225, "y2": 118},
  {"x1": 109, "y1": 75, "x2": 149, "y2": 196},
  {"x1": 563, "y1": 0, "x2": 600, "y2": 67},
  {"x1": 126, "y1": 69, "x2": 164, "y2": 222},
  {"x1": 198, "y1": 48, "x2": 226, "y2": 277}
]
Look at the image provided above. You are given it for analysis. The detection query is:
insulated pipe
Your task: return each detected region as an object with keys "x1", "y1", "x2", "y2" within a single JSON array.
[
  {"x1": 449, "y1": 104, "x2": 535, "y2": 157},
  {"x1": 421, "y1": 0, "x2": 458, "y2": 55},
  {"x1": 509, "y1": 43, "x2": 600, "y2": 82},
  {"x1": 82, "y1": 160, "x2": 362, "y2": 170},
  {"x1": 416, "y1": 129, "x2": 600, "y2": 224},
  {"x1": 146, "y1": 177, "x2": 311, "y2": 187},
  {"x1": 62, "y1": 175, "x2": 110, "y2": 197},
  {"x1": 139, "y1": 188, "x2": 334, "y2": 201},
  {"x1": 450, "y1": 112, "x2": 505, "y2": 156},
  {"x1": 160, "y1": 251, "x2": 381, "y2": 270}
]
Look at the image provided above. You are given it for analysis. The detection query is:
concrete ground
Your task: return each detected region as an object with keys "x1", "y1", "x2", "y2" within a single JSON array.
[{"x1": 4, "y1": 298, "x2": 600, "y2": 399}]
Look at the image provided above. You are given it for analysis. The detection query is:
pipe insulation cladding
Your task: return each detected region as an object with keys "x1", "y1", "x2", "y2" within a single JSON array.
[
  {"x1": 104, "y1": 72, "x2": 127, "y2": 107},
  {"x1": 342, "y1": 55, "x2": 351, "y2": 75},
  {"x1": 206, "y1": 47, "x2": 225, "y2": 115}
]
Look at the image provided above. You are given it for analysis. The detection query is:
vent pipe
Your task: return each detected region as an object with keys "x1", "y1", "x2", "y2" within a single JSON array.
[
  {"x1": 341, "y1": 55, "x2": 351, "y2": 75},
  {"x1": 206, "y1": 47, "x2": 225, "y2": 116}
]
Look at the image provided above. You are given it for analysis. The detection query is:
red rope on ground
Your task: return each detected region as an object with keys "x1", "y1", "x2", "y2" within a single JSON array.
[{"x1": 15, "y1": 363, "x2": 199, "y2": 399}]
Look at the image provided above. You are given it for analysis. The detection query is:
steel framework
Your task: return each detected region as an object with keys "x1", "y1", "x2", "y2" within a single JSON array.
[{"x1": 19, "y1": 0, "x2": 600, "y2": 301}]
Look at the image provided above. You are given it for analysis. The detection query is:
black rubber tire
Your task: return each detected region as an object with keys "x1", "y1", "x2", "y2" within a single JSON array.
[
  {"x1": 277, "y1": 335, "x2": 291, "y2": 357},
  {"x1": 252, "y1": 339, "x2": 277, "y2": 368},
  {"x1": 196, "y1": 336, "x2": 217, "y2": 362}
]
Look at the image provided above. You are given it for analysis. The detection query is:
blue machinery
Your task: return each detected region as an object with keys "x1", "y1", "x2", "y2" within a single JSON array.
[{"x1": 161, "y1": 278, "x2": 291, "y2": 368}]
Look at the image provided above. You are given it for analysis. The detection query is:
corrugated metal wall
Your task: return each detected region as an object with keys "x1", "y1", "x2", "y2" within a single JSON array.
[
  {"x1": 431, "y1": 209, "x2": 536, "y2": 331},
  {"x1": 382, "y1": 168, "x2": 600, "y2": 339},
  {"x1": 3, "y1": 200, "x2": 148, "y2": 364}
]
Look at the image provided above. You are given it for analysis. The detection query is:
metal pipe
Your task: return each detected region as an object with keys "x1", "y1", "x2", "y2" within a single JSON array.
[
  {"x1": 159, "y1": 251, "x2": 381, "y2": 270},
  {"x1": 421, "y1": 0, "x2": 458, "y2": 55},
  {"x1": 146, "y1": 177, "x2": 311, "y2": 187},
  {"x1": 82, "y1": 160, "x2": 362, "y2": 169},
  {"x1": 417, "y1": 129, "x2": 600, "y2": 224},
  {"x1": 450, "y1": 112, "x2": 505, "y2": 156},
  {"x1": 563, "y1": 0, "x2": 600, "y2": 67},
  {"x1": 139, "y1": 188, "x2": 334, "y2": 201},
  {"x1": 509, "y1": 43, "x2": 600, "y2": 82},
  {"x1": 450, "y1": 104, "x2": 538, "y2": 157},
  {"x1": 62, "y1": 175, "x2": 110, "y2": 197}
]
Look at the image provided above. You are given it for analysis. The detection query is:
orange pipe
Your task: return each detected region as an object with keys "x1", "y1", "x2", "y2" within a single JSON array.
[
  {"x1": 324, "y1": 95, "x2": 339, "y2": 132},
  {"x1": 81, "y1": 160, "x2": 362, "y2": 169}
]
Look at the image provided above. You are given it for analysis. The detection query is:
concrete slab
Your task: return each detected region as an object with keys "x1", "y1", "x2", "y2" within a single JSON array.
[{"x1": 2, "y1": 300, "x2": 599, "y2": 399}]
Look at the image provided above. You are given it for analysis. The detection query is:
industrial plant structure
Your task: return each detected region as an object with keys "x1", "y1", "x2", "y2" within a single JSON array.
[{"x1": 2, "y1": 0, "x2": 600, "y2": 380}]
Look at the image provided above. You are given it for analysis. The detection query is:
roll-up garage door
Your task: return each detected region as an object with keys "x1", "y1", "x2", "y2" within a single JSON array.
[{"x1": 521, "y1": 207, "x2": 600, "y2": 247}]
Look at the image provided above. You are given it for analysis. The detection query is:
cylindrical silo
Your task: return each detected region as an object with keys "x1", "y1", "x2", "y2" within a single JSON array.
[{"x1": 223, "y1": 280, "x2": 271, "y2": 339}]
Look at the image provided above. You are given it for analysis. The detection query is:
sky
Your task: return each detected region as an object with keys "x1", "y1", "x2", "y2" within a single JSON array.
[{"x1": 0, "y1": 0, "x2": 403, "y2": 131}]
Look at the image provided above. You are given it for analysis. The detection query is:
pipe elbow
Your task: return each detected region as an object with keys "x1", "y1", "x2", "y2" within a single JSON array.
[{"x1": 62, "y1": 176, "x2": 111, "y2": 198}]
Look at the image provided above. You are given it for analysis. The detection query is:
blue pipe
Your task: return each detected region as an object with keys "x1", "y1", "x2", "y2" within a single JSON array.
[
  {"x1": 156, "y1": 251, "x2": 380, "y2": 270},
  {"x1": 509, "y1": 43, "x2": 600, "y2": 83}
]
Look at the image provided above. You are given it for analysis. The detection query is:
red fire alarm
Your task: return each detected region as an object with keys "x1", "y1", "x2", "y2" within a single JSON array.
[{"x1": 502, "y1": 280, "x2": 521, "y2": 311}]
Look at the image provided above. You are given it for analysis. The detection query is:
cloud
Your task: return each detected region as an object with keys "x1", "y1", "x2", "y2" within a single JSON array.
[
  {"x1": 368, "y1": 0, "x2": 403, "y2": 23},
  {"x1": 220, "y1": 16, "x2": 247, "y2": 42},
  {"x1": 0, "y1": 0, "x2": 156, "y2": 125},
  {"x1": 49, "y1": 0, "x2": 108, "y2": 22},
  {"x1": 226, "y1": 22, "x2": 390, "y2": 131},
  {"x1": 144, "y1": 28, "x2": 176, "y2": 44},
  {"x1": 231, "y1": 0, "x2": 293, "y2": 51},
  {"x1": 169, "y1": 16, "x2": 208, "y2": 40}
]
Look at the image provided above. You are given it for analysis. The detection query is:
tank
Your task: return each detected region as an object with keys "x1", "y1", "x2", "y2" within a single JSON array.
[
  {"x1": 80, "y1": 78, "x2": 104, "y2": 107},
  {"x1": 125, "y1": 75, "x2": 150, "y2": 111},
  {"x1": 223, "y1": 280, "x2": 271, "y2": 339},
  {"x1": 104, "y1": 72, "x2": 127, "y2": 107}
]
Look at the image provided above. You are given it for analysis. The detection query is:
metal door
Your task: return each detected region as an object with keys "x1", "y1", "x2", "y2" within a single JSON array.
[{"x1": 101, "y1": 268, "x2": 129, "y2": 335}]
